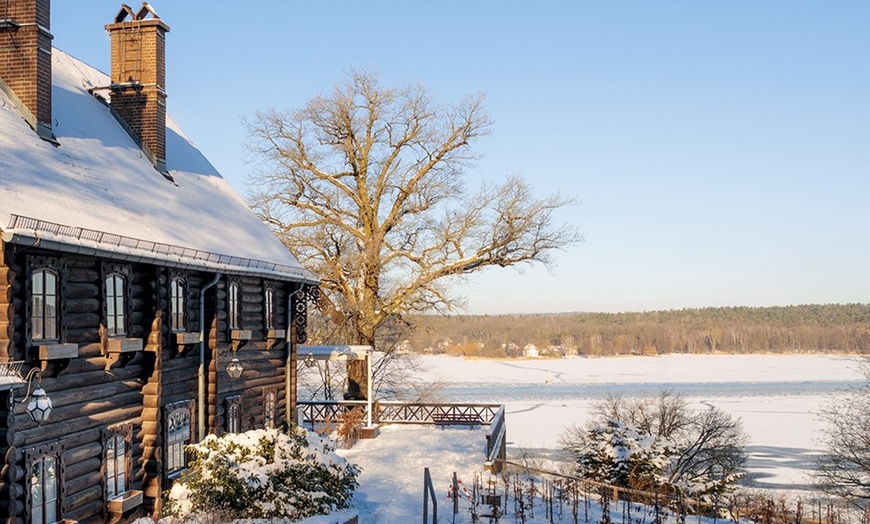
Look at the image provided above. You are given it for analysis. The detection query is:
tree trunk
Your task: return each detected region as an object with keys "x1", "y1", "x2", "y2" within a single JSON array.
[
  {"x1": 346, "y1": 360, "x2": 367, "y2": 400},
  {"x1": 345, "y1": 328, "x2": 373, "y2": 400}
]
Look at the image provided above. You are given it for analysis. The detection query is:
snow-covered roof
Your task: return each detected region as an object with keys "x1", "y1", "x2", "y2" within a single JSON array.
[{"x1": 0, "y1": 49, "x2": 317, "y2": 284}]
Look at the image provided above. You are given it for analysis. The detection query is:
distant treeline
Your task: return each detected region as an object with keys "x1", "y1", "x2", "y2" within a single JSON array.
[{"x1": 407, "y1": 304, "x2": 870, "y2": 357}]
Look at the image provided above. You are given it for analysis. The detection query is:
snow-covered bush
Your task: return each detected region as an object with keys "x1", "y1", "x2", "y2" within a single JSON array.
[
  {"x1": 562, "y1": 391, "x2": 747, "y2": 502},
  {"x1": 165, "y1": 427, "x2": 359, "y2": 521},
  {"x1": 571, "y1": 419, "x2": 671, "y2": 491}
]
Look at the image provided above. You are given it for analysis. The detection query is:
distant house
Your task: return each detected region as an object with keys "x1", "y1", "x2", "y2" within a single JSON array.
[
  {"x1": 0, "y1": 2, "x2": 317, "y2": 522},
  {"x1": 523, "y1": 344, "x2": 540, "y2": 358}
]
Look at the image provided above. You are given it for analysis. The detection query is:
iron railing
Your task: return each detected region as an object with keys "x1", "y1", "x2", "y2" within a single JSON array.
[{"x1": 297, "y1": 400, "x2": 503, "y2": 427}]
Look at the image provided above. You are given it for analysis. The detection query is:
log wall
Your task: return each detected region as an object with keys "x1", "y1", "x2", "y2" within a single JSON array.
[
  {"x1": 211, "y1": 278, "x2": 290, "y2": 435},
  {"x1": 0, "y1": 244, "x2": 302, "y2": 523}
]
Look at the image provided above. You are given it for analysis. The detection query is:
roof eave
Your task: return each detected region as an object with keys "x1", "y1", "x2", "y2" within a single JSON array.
[{"x1": 1, "y1": 230, "x2": 319, "y2": 285}]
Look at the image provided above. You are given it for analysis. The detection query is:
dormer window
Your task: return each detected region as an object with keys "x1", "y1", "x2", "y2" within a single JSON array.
[
  {"x1": 31, "y1": 269, "x2": 59, "y2": 341},
  {"x1": 105, "y1": 273, "x2": 127, "y2": 336},
  {"x1": 170, "y1": 278, "x2": 186, "y2": 331},
  {"x1": 228, "y1": 282, "x2": 240, "y2": 330}
]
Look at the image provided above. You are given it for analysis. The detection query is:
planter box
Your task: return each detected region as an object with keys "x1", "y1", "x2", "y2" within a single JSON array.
[
  {"x1": 266, "y1": 329, "x2": 286, "y2": 349},
  {"x1": 108, "y1": 489, "x2": 143, "y2": 514},
  {"x1": 37, "y1": 343, "x2": 78, "y2": 360},
  {"x1": 106, "y1": 337, "x2": 143, "y2": 353},
  {"x1": 231, "y1": 329, "x2": 252, "y2": 341},
  {"x1": 174, "y1": 332, "x2": 200, "y2": 345},
  {"x1": 267, "y1": 329, "x2": 286, "y2": 340}
]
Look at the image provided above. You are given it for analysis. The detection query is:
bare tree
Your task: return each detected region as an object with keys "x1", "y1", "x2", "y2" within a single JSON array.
[
  {"x1": 814, "y1": 363, "x2": 870, "y2": 509},
  {"x1": 247, "y1": 71, "x2": 580, "y2": 396}
]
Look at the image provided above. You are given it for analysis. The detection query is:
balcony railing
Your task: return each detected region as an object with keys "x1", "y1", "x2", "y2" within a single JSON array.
[{"x1": 297, "y1": 400, "x2": 502, "y2": 427}]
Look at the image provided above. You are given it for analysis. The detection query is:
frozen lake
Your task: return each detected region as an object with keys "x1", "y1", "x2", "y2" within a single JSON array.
[
  {"x1": 416, "y1": 354, "x2": 865, "y2": 492},
  {"x1": 441, "y1": 379, "x2": 860, "y2": 402}
]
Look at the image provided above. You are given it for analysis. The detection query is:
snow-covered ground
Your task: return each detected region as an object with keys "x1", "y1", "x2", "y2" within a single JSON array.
[{"x1": 338, "y1": 354, "x2": 863, "y2": 523}]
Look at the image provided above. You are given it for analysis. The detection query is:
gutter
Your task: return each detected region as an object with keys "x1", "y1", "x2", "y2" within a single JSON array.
[{"x1": 199, "y1": 272, "x2": 221, "y2": 441}]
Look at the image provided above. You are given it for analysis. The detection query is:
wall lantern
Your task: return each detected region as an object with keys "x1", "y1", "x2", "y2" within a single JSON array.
[
  {"x1": 218, "y1": 344, "x2": 244, "y2": 380},
  {"x1": 21, "y1": 368, "x2": 52, "y2": 424},
  {"x1": 226, "y1": 357, "x2": 244, "y2": 380},
  {"x1": 303, "y1": 351, "x2": 316, "y2": 368}
]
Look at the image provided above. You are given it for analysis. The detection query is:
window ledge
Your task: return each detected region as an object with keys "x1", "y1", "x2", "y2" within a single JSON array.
[
  {"x1": 174, "y1": 331, "x2": 200, "y2": 345},
  {"x1": 166, "y1": 468, "x2": 189, "y2": 481},
  {"x1": 37, "y1": 343, "x2": 78, "y2": 360},
  {"x1": 34, "y1": 343, "x2": 78, "y2": 376},
  {"x1": 231, "y1": 329, "x2": 252, "y2": 341},
  {"x1": 104, "y1": 337, "x2": 143, "y2": 370},
  {"x1": 174, "y1": 331, "x2": 200, "y2": 357},
  {"x1": 266, "y1": 329, "x2": 286, "y2": 350},
  {"x1": 229, "y1": 329, "x2": 252, "y2": 351},
  {"x1": 107, "y1": 337, "x2": 143, "y2": 353},
  {"x1": 108, "y1": 489, "x2": 143, "y2": 515}
]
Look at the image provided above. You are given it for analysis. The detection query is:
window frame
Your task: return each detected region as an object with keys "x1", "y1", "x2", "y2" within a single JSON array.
[
  {"x1": 26, "y1": 442, "x2": 65, "y2": 524},
  {"x1": 104, "y1": 272, "x2": 128, "y2": 337},
  {"x1": 170, "y1": 277, "x2": 187, "y2": 332},
  {"x1": 226, "y1": 395, "x2": 242, "y2": 434},
  {"x1": 264, "y1": 285, "x2": 275, "y2": 331},
  {"x1": 228, "y1": 281, "x2": 241, "y2": 330},
  {"x1": 104, "y1": 423, "x2": 133, "y2": 500},
  {"x1": 164, "y1": 400, "x2": 194, "y2": 478},
  {"x1": 263, "y1": 386, "x2": 278, "y2": 429},
  {"x1": 31, "y1": 268, "x2": 60, "y2": 343}
]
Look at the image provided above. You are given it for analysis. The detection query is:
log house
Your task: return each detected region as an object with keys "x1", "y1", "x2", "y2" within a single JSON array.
[{"x1": 0, "y1": 2, "x2": 318, "y2": 522}]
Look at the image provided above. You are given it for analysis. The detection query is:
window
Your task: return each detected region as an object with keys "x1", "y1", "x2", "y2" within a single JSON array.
[
  {"x1": 263, "y1": 387, "x2": 277, "y2": 429},
  {"x1": 105, "y1": 273, "x2": 127, "y2": 336},
  {"x1": 165, "y1": 401, "x2": 193, "y2": 477},
  {"x1": 170, "y1": 278, "x2": 186, "y2": 331},
  {"x1": 31, "y1": 456, "x2": 59, "y2": 524},
  {"x1": 31, "y1": 269, "x2": 59, "y2": 341},
  {"x1": 264, "y1": 287, "x2": 275, "y2": 330},
  {"x1": 105, "y1": 424, "x2": 132, "y2": 499},
  {"x1": 228, "y1": 282, "x2": 240, "y2": 329},
  {"x1": 26, "y1": 443, "x2": 64, "y2": 524},
  {"x1": 226, "y1": 395, "x2": 242, "y2": 434}
]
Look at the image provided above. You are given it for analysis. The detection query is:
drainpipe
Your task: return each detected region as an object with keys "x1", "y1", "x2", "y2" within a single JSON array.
[
  {"x1": 199, "y1": 272, "x2": 221, "y2": 442},
  {"x1": 286, "y1": 283, "x2": 304, "y2": 428}
]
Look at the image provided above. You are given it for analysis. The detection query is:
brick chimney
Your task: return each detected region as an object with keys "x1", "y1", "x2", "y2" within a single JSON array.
[
  {"x1": 0, "y1": 0, "x2": 54, "y2": 141},
  {"x1": 105, "y1": 3, "x2": 170, "y2": 171}
]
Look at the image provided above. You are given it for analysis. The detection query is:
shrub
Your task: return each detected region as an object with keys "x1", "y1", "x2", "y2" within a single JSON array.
[
  {"x1": 561, "y1": 390, "x2": 747, "y2": 502},
  {"x1": 165, "y1": 427, "x2": 359, "y2": 521},
  {"x1": 570, "y1": 419, "x2": 671, "y2": 491}
]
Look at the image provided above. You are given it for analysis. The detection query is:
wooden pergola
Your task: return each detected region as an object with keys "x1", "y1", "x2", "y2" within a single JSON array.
[{"x1": 298, "y1": 345, "x2": 374, "y2": 428}]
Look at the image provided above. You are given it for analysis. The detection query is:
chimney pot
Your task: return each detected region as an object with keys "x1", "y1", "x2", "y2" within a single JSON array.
[
  {"x1": 106, "y1": 2, "x2": 170, "y2": 171},
  {"x1": 0, "y1": 0, "x2": 54, "y2": 141}
]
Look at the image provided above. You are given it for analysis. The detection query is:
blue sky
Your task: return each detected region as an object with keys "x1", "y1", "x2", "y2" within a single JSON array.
[{"x1": 51, "y1": 2, "x2": 870, "y2": 314}]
